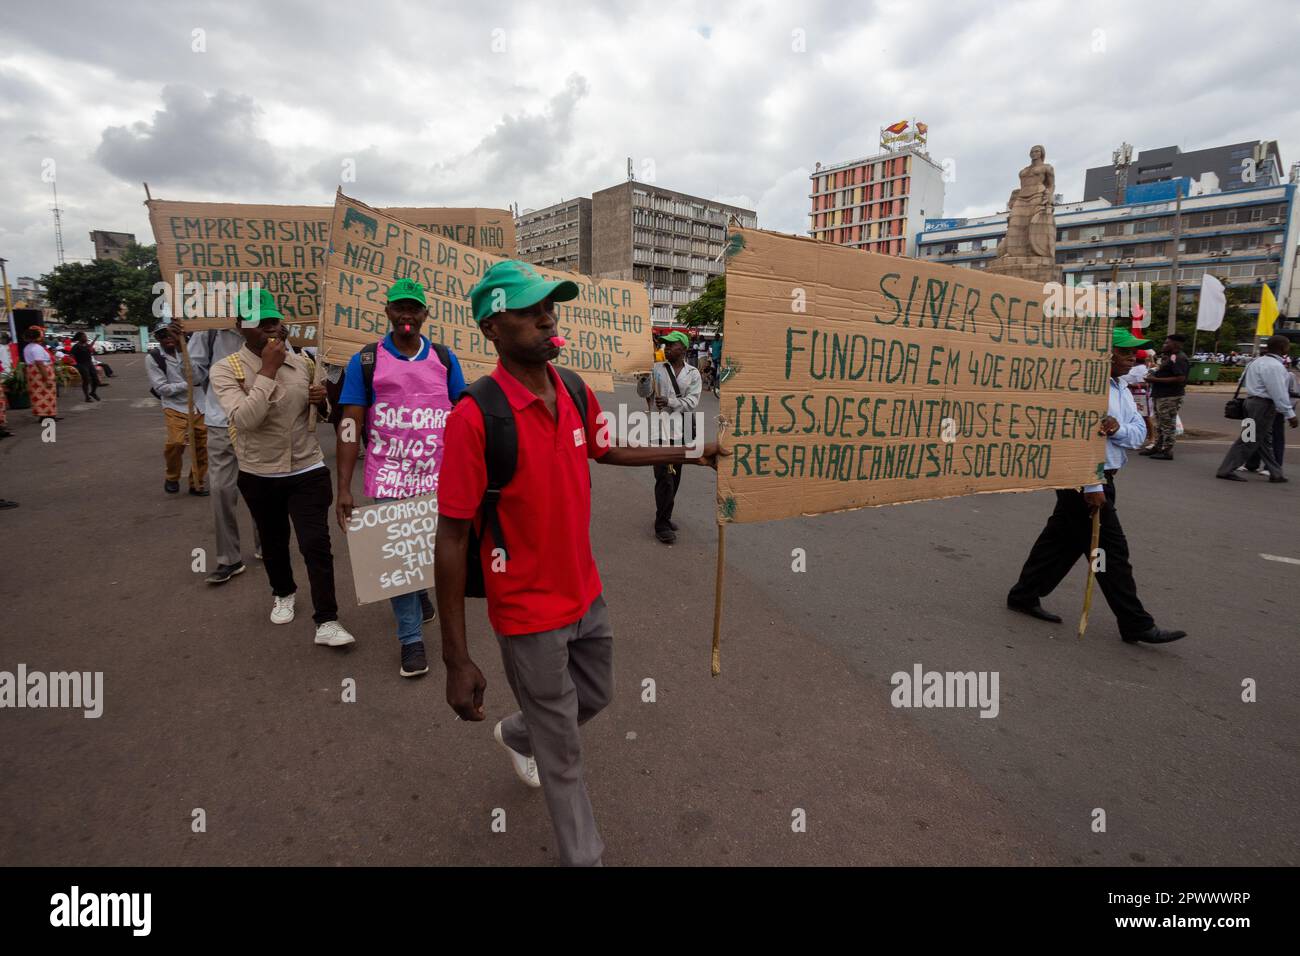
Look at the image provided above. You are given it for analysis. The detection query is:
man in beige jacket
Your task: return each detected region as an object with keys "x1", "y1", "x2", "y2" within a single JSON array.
[{"x1": 210, "y1": 288, "x2": 354, "y2": 647}]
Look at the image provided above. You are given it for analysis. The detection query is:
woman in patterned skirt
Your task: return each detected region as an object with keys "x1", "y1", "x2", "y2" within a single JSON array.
[{"x1": 21, "y1": 326, "x2": 60, "y2": 421}]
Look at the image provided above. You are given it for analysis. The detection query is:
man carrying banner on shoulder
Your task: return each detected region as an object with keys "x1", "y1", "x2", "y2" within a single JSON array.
[
  {"x1": 434, "y1": 260, "x2": 726, "y2": 867},
  {"x1": 335, "y1": 279, "x2": 467, "y2": 679},
  {"x1": 1006, "y1": 326, "x2": 1187, "y2": 646},
  {"x1": 635, "y1": 330, "x2": 702, "y2": 544}
]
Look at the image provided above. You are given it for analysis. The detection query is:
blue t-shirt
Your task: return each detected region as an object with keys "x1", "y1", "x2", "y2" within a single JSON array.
[{"x1": 338, "y1": 334, "x2": 466, "y2": 407}]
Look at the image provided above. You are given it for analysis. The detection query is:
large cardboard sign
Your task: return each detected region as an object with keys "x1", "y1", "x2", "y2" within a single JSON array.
[
  {"x1": 318, "y1": 191, "x2": 654, "y2": 390},
  {"x1": 717, "y1": 228, "x2": 1110, "y2": 524},
  {"x1": 344, "y1": 495, "x2": 438, "y2": 605},
  {"x1": 146, "y1": 199, "x2": 517, "y2": 345}
]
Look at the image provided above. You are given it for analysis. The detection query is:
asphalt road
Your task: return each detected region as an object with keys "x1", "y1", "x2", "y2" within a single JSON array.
[{"x1": 1, "y1": 354, "x2": 1296, "y2": 865}]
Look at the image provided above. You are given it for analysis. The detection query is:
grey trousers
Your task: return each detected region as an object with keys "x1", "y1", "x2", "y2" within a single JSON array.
[
  {"x1": 495, "y1": 594, "x2": 614, "y2": 867},
  {"x1": 1217, "y1": 397, "x2": 1284, "y2": 480},
  {"x1": 207, "y1": 425, "x2": 259, "y2": 566}
]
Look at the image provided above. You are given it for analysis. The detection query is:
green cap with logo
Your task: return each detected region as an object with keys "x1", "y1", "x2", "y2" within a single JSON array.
[
  {"x1": 661, "y1": 331, "x2": 692, "y2": 348},
  {"x1": 387, "y1": 278, "x2": 426, "y2": 305},
  {"x1": 1112, "y1": 326, "x2": 1151, "y2": 349},
  {"x1": 469, "y1": 260, "x2": 579, "y2": 324},
  {"x1": 237, "y1": 288, "x2": 283, "y2": 326}
]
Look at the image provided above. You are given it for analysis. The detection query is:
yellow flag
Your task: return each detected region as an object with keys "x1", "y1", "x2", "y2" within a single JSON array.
[{"x1": 1256, "y1": 284, "x2": 1279, "y2": 337}]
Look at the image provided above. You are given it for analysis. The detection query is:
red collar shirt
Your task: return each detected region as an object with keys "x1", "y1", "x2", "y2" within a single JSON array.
[{"x1": 438, "y1": 363, "x2": 609, "y2": 636}]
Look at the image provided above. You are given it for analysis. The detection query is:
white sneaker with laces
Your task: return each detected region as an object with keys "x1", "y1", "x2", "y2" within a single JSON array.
[
  {"x1": 494, "y1": 720, "x2": 541, "y2": 789},
  {"x1": 270, "y1": 594, "x2": 296, "y2": 624},
  {"x1": 314, "y1": 620, "x2": 356, "y2": 647}
]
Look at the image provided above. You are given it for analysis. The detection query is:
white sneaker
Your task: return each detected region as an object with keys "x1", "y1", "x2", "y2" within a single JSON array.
[
  {"x1": 314, "y1": 620, "x2": 356, "y2": 647},
  {"x1": 270, "y1": 594, "x2": 295, "y2": 624},
  {"x1": 494, "y1": 720, "x2": 541, "y2": 789}
]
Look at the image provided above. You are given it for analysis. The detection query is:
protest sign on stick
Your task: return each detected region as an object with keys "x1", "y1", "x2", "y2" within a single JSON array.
[
  {"x1": 146, "y1": 198, "x2": 516, "y2": 346},
  {"x1": 318, "y1": 191, "x2": 655, "y2": 390},
  {"x1": 344, "y1": 495, "x2": 439, "y2": 605},
  {"x1": 709, "y1": 227, "x2": 1111, "y2": 671}
]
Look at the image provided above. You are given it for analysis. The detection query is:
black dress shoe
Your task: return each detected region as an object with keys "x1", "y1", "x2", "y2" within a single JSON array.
[
  {"x1": 1269, "y1": 476, "x2": 1289, "y2": 483},
  {"x1": 1122, "y1": 626, "x2": 1187, "y2": 644},
  {"x1": 0, "y1": 499, "x2": 18, "y2": 510},
  {"x1": 1216, "y1": 473, "x2": 1247, "y2": 482},
  {"x1": 1138, "y1": 448, "x2": 1159, "y2": 456},
  {"x1": 164, "y1": 479, "x2": 180, "y2": 493},
  {"x1": 1007, "y1": 598, "x2": 1062, "y2": 623},
  {"x1": 189, "y1": 487, "x2": 210, "y2": 497},
  {"x1": 655, "y1": 527, "x2": 676, "y2": 544},
  {"x1": 1148, "y1": 452, "x2": 1173, "y2": 460}
]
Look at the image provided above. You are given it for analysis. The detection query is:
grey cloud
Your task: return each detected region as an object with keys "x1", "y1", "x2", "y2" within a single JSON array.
[{"x1": 94, "y1": 84, "x2": 288, "y2": 192}]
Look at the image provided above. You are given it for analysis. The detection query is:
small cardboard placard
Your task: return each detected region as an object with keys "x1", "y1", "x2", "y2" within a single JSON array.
[{"x1": 345, "y1": 494, "x2": 438, "y2": 605}]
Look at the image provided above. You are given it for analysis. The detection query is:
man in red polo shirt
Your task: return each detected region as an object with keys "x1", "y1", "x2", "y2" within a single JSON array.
[{"x1": 436, "y1": 260, "x2": 724, "y2": 867}]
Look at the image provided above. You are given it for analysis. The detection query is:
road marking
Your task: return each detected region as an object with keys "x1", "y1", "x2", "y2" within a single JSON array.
[
  {"x1": 1260, "y1": 554, "x2": 1300, "y2": 566},
  {"x1": 131, "y1": 398, "x2": 160, "y2": 408}
]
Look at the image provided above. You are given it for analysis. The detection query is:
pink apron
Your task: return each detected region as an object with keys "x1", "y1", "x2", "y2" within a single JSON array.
[{"x1": 363, "y1": 343, "x2": 452, "y2": 500}]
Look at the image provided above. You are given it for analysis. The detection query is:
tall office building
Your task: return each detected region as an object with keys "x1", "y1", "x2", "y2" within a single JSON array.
[
  {"x1": 809, "y1": 143, "x2": 946, "y2": 257},
  {"x1": 1083, "y1": 141, "x2": 1283, "y2": 202},
  {"x1": 515, "y1": 198, "x2": 592, "y2": 275},
  {"x1": 515, "y1": 181, "x2": 757, "y2": 327}
]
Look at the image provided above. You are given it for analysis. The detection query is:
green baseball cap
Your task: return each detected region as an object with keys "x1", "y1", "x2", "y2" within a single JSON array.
[
  {"x1": 661, "y1": 331, "x2": 692, "y2": 348},
  {"x1": 469, "y1": 260, "x2": 579, "y2": 324},
  {"x1": 387, "y1": 278, "x2": 426, "y2": 305},
  {"x1": 1112, "y1": 327, "x2": 1151, "y2": 349},
  {"x1": 237, "y1": 288, "x2": 283, "y2": 326}
]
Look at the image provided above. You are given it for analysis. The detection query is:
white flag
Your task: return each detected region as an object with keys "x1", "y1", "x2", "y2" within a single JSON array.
[{"x1": 1196, "y1": 273, "x2": 1225, "y2": 331}]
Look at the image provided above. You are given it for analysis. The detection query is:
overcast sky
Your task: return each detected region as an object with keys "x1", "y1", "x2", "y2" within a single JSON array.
[{"x1": 3, "y1": 0, "x2": 1298, "y2": 282}]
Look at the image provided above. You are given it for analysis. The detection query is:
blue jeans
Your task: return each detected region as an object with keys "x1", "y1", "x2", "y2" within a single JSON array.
[{"x1": 375, "y1": 498, "x2": 429, "y2": 646}]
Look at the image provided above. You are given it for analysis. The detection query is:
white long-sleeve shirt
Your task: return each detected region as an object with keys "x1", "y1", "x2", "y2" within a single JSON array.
[
  {"x1": 147, "y1": 348, "x2": 205, "y2": 415},
  {"x1": 1083, "y1": 377, "x2": 1147, "y2": 493},
  {"x1": 187, "y1": 328, "x2": 246, "y2": 428},
  {"x1": 1242, "y1": 353, "x2": 1297, "y2": 420},
  {"x1": 637, "y1": 360, "x2": 702, "y2": 444}
]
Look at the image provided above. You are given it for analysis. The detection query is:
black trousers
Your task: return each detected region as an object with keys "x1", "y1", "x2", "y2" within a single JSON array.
[
  {"x1": 77, "y1": 363, "x2": 98, "y2": 400},
  {"x1": 1008, "y1": 477, "x2": 1155, "y2": 638},
  {"x1": 653, "y1": 464, "x2": 683, "y2": 532},
  {"x1": 237, "y1": 467, "x2": 338, "y2": 624}
]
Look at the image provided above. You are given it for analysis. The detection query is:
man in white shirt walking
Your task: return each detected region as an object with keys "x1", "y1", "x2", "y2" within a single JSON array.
[
  {"x1": 146, "y1": 323, "x2": 208, "y2": 496},
  {"x1": 1216, "y1": 335, "x2": 1297, "y2": 484},
  {"x1": 636, "y1": 330, "x2": 702, "y2": 544},
  {"x1": 1007, "y1": 327, "x2": 1186, "y2": 645}
]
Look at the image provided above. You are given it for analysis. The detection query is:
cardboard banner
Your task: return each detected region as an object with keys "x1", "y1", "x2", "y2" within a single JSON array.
[
  {"x1": 717, "y1": 228, "x2": 1111, "y2": 524},
  {"x1": 318, "y1": 191, "x2": 654, "y2": 390},
  {"x1": 146, "y1": 199, "x2": 516, "y2": 345},
  {"x1": 344, "y1": 494, "x2": 438, "y2": 604}
]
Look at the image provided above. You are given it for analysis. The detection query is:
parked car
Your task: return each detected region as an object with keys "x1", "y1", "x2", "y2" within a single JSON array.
[
  {"x1": 109, "y1": 339, "x2": 136, "y2": 353},
  {"x1": 92, "y1": 340, "x2": 115, "y2": 354}
]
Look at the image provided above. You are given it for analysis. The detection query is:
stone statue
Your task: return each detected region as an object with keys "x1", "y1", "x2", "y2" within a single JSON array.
[{"x1": 989, "y1": 145, "x2": 1061, "y2": 283}]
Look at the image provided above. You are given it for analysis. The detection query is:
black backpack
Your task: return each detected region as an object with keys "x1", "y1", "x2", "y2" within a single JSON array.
[{"x1": 460, "y1": 366, "x2": 589, "y2": 598}]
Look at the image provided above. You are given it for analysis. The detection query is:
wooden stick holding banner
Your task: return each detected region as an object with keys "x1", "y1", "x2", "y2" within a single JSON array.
[
  {"x1": 712, "y1": 521, "x2": 726, "y2": 676},
  {"x1": 1078, "y1": 508, "x2": 1102, "y2": 638}
]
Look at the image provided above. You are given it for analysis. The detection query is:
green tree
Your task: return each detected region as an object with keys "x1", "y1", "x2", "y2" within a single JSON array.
[
  {"x1": 677, "y1": 275, "x2": 726, "y2": 333},
  {"x1": 1145, "y1": 280, "x2": 1260, "y2": 353},
  {"x1": 41, "y1": 242, "x2": 160, "y2": 327}
]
